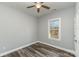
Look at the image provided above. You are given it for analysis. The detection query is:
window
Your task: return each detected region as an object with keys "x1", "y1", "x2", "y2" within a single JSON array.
[{"x1": 48, "y1": 18, "x2": 61, "y2": 40}]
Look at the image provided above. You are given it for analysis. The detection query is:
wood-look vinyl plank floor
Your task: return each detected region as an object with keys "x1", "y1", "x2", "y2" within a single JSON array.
[{"x1": 2, "y1": 42, "x2": 75, "y2": 57}]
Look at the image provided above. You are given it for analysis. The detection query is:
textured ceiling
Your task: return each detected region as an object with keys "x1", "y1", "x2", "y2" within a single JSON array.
[{"x1": 0, "y1": 2, "x2": 75, "y2": 17}]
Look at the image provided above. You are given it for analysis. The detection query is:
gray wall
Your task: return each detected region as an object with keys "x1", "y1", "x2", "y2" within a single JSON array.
[
  {"x1": 0, "y1": 4, "x2": 37, "y2": 54},
  {"x1": 38, "y1": 7, "x2": 75, "y2": 51}
]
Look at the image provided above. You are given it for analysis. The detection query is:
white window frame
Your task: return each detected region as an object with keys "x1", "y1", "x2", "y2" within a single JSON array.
[{"x1": 48, "y1": 18, "x2": 61, "y2": 41}]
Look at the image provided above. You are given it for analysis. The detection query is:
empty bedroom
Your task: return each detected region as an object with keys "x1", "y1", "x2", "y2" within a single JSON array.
[{"x1": 0, "y1": 1, "x2": 79, "y2": 57}]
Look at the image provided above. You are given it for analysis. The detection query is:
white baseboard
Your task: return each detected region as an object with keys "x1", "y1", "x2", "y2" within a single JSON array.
[
  {"x1": 0, "y1": 41, "x2": 39, "y2": 57},
  {"x1": 0, "y1": 41, "x2": 75, "y2": 56},
  {"x1": 38, "y1": 41, "x2": 75, "y2": 55}
]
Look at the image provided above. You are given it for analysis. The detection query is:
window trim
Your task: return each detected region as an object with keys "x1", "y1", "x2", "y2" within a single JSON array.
[{"x1": 48, "y1": 18, "x2": 61, "y2": 41}]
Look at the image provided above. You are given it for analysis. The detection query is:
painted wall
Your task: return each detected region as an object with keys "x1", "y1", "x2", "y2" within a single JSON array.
[
  {"x1": 38, "y1": 7, "x2": 75, "y2": 51},
  {"x1": 0, "y1": 4, "x2": 37, "y2": 54}
]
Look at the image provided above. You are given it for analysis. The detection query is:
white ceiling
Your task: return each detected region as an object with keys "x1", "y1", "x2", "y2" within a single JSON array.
[{"x1": 0, "y1": 2, "x2": 75, "y2": 17}]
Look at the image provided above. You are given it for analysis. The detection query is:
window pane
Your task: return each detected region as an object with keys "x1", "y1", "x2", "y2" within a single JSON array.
[{"x1": 48, "y1": 18, "x2": 60, "y2": 40}]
